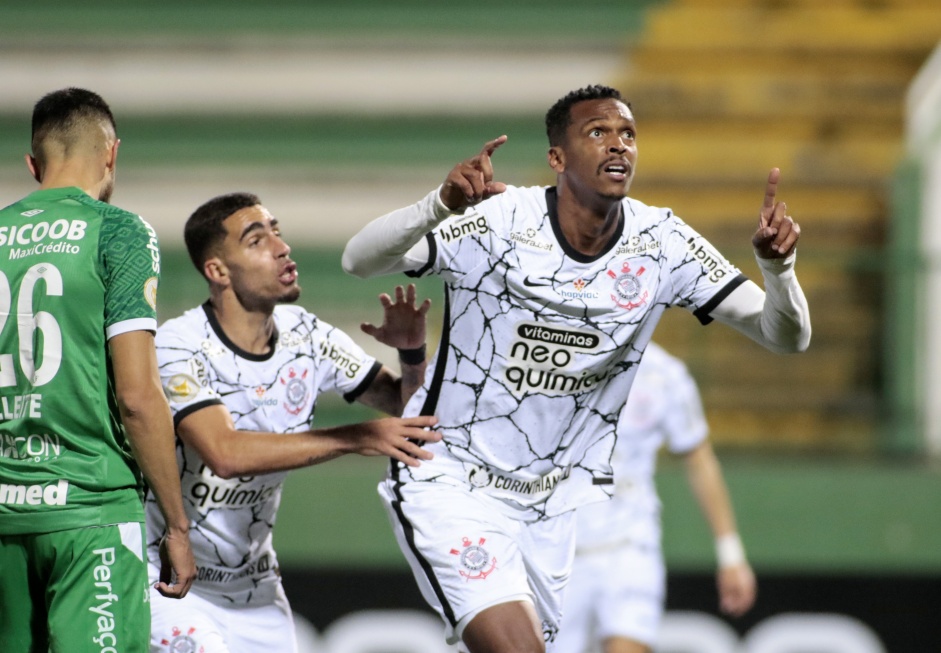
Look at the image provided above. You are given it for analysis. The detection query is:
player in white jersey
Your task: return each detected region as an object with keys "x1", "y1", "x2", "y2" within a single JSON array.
[
  {"x1": 342, "y1": 85, "x2": 811, "y2": 653},
  {"x1": 146, "y1": 192, "x2": 440, "y2": 653},
  {"x1": 555, "y1": 342, "x2": 756, "y2": 653}
]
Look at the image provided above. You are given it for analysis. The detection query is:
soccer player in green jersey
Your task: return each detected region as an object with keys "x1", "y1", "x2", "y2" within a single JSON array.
[{"x1": 0, "y1": 88, "x2": 196, "y2": 653}]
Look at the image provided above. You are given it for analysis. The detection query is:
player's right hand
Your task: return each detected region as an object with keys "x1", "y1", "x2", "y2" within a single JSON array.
[
  {"x1": 155, "y1": 529, "x2": 197, "y2": 599},
  {"x1": 353, "y1": 415, "x2": 441, "y2": 467},
  {"x1": 439, "y1": 136, "x2": 508, "y2": 212}
]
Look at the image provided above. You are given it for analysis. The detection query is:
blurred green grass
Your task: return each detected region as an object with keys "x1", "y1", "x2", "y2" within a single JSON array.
[
  {"x1": 0, "y1": 114, "x2": 552, "y2": 180},
  {"x1": 277, "y1": 449, "x2": 941, "y2": 572},
  {"x1": 1, "y1": 0, "x2": 658, "y2": 40}
]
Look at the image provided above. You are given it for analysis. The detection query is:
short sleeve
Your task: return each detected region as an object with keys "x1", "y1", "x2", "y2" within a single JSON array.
[
  {"x1": 312, "y1": 318, "x2": 380, "y2": 402},
  {"x1": 155, "y1": 325, "x2": 222, "y2": 426},
  {"x1": 661, "y1": 216, "x2": 747, "y2": 324},
  {"x1": 99, "y1": 212, "x2": 161, "y2": 339},
  {"x1": 662, "y1": 362, "x2": 709, "y2": 454}
]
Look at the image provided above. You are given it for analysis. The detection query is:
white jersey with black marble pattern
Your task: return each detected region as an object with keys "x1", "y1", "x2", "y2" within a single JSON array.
[
  {"x1": 145, "y1": 303, "x2": 380, "y2": 606},
  {"x1": 574, "y1": 341, "x2": 708, "y2": 552},
  {"x1": 395, "y1": 185, "x2": 744, "y2": 520}
]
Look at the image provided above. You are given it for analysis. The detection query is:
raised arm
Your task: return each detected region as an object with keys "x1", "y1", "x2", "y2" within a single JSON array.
[
  {"x1": 752, "y1": 167, "x2": 798, "y2": 259},
  {"x1": 358, "y1": 284, "x2": 431, "y2": 413},
  {"x1": 110, "y1": 330, "x2": 196, "y2": 599},
  {"x1": 438, "y1": 134, "x2": 508, "y2": 211},
  {"x1": 682, "y1": 440, "x2": 757, "y2": 617},
  {"x1": 342, "y1": 136, "x2": 508, "y2": 278},
  {"x1": 710, "y1": 168, "x2": 811, "y2": 353}
]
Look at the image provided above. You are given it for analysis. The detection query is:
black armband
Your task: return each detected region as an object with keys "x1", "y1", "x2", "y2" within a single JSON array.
[{"x1": 397, "y1": 344, "x2": 427, "y2": 365}]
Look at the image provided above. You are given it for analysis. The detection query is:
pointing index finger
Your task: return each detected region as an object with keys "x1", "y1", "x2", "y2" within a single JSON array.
[
  {"x1": 482, "y1": 135, "x2": 508, "y2": 158},
  {"x1": 476, "y1": 135, "x2": 507, "y2": 185},
  {"x1": 761, "y1": 167, "x2": 781, "y2": 226}
]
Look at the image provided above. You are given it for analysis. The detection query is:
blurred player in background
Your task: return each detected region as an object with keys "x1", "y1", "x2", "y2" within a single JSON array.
[
  {"x1": 147, "y1": 192, "x2": 439, "y2": 653},
  {"x1": 342, "y1": 84, "x2": 809, "y2": 653},
  {"x1": 0, "y1": 88, "x2": 195, "y2": 653},
  {"x1": 555, "y1": 341, "x2": 756, "y2": 653}
]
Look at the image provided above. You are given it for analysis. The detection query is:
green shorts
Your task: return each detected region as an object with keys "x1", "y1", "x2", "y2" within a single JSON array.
[{"x1": 0, "y1": 522, "x2": 150, "y2": 653}]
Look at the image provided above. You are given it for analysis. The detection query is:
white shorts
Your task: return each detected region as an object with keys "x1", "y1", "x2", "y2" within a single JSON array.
[
  {"x1": 148, "y1": 566, "x2": 297, "y2": 653},
  {"x1": 379, "y1": 478, "x2": 577, "y2": 649},
  {"x1": 554, "y1": 542, "x2": 666, "y2": 651}
]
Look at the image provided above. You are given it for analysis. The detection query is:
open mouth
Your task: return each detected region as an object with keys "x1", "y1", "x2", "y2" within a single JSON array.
[
  {"x1": 279, "y1": 262, "x2": 298, "y2": 285},
  {"x1": 602, "y1": 161, "x2": 629, "y2": 181}
]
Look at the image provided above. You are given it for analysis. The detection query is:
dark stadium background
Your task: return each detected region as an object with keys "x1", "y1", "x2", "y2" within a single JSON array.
[{"x1": 3, "y1": 1, "x2": 941, "y2": 650}]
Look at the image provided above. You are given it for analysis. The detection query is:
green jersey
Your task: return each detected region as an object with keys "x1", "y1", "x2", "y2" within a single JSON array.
[{"x1": 0, "y1": 187, "x2": 161, "y2": 534}]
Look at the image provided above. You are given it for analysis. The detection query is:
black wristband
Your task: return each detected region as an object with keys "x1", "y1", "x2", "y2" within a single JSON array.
[{"x1": 397, "y1": 344, "x2": 426, "y2": 365}]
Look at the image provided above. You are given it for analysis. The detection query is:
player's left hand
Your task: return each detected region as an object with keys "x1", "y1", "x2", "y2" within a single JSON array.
[
  {"x1": 361, "y1": 284, "x2": 431, "y2": 350},
  {"x1": 346, "y1": 415, "x2": 442, "y2": 467},
  {"x1": 155, "y1": 529, "x2": 196, "y2": 599},
  {"x1": 717, "y1": 563, "x2": 757, "y2": 617},
  {"x1": 752, "y1": 168, "x2": 800, "y2": 259}
]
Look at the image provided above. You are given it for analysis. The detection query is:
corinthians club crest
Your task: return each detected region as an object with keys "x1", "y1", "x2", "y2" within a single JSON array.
[
  {"x1": 160, "y1": 626, "x2": 202, "y2": 653},
  {"x1": 279, "y1": 366, "x2": 310, "y2": 416},
  {"x1": 467, "y1": 466, "x2": 493, "y2": 489},
  {"x1": 608, "y1": 261, "x2": 649, "y2": 310},
  {"x1": 450, "y1": 536, "x2": 497, "y2": 581}
]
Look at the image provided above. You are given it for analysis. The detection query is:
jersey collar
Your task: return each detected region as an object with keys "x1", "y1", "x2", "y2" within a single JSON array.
[
  {"x1": 201, "y1": 301, "x2": 278, "y2": 362},
  {"x1": 545, "y1": 187, "x2": 625, "y2": 264}
]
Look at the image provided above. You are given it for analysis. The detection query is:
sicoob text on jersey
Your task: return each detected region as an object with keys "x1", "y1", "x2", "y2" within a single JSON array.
[{"x1": 2, "y1": 215, "x2": 87, "y2": 259}]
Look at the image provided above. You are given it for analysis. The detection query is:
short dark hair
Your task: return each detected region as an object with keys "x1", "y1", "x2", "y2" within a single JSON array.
[
  {"x1": 545, "y1": 85, "x2": 629, "y2": 146},
  {"x1": 31, "y1": 88, "x2": 116, "y2": 165},
  {"x1": 184, "y1": 192, "x2": 261, "y2": 275}
]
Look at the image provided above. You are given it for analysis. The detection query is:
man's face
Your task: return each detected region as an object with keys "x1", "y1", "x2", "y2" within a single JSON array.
[
  {"x1": 217, "y1": 204, "x2": 300, "y2": 310},
  {"x1": 550, "y1": 97, "x2": 638, "y2": 201}
]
